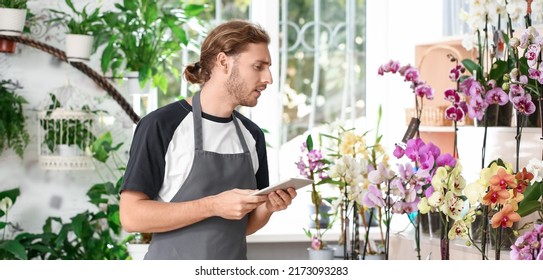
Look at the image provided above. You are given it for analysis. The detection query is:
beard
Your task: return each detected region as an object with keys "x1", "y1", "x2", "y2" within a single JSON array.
[{"x1": 225, "y1": 66, "x2": 257, "y2": 107}]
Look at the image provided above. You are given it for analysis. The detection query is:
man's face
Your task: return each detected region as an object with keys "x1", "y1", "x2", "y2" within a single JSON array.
[{"x1": 225, "y1": 43, "x2": 273, "y2": 107}]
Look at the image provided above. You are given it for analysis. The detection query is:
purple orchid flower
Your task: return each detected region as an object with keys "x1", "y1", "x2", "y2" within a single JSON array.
[
  {"x1": 445, "y1": 105, "x2": 464, "y2": 122},
  {"x1": 484, "y1": 87, "x2": 509, "y2": 106},
  {"x1": 512, "y1": 93, "x2": 536, "y2": 115},
  {"x1": 362, "y1": 184, "x2": 385, "y2": 208},
  {"x1": 415, "y1": 83, "x2": 434, "y2": 100},
  {"x1": 393, "y1": 144, "x2": 405, "y2": 159},
  {"x1": 467, "y1": 95, "x2": 488, "y2": 121},
  {"x1": 444, "y1": 88, "x2": 460, "y2": 103},
  {"x1": 436, "y1": 153, "x2": 457, "y2": 168}
]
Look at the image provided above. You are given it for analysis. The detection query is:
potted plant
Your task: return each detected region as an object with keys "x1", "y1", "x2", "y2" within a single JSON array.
[
  {"x1": 0, "y1": 0, "x2": 27, "y2": 53},
  {"x1": 46, "y1": 0, "x2": 107, "y2": 62},
  {"x1": 296, "y1": 135, "x2": 335, "y2": 260},
  {"x1": 0, "y1": 0, "x2": 27, "y2": 37},
  {"x1": 40, "y1": 93, "x2": 96, "y2": 156},
  {"x1": 0, "y1": 79, "x2": 29, "y2": 159},
  {"x1": 100, "y1": 0, "x2": 205, "y2": 94},
  {"x1": 0, "y1": 187, "x2": 27, "y2": 260},
  {"x1": 1, "y1": 133, "x2": 131, "y2": 260}
]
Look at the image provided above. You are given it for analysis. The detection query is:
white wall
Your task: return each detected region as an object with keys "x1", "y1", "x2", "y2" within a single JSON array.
[
  {"x1": 366, "y1": 0, "x2": 444, "y2": 153},
  {"x1": 0, "y1": 0, "x2": 132, "y2": 235}
]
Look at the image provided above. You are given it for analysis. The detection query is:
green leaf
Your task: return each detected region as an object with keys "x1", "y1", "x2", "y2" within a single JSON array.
[
  {"x1": 185, "y1": 4, "x2": 206, "y2": 17},
  {"x1": 306, "y1": 134, "x2": 313, "y2": 151},
  {"x1": 0, "y1": 187, "x2": 21, "y2": 208},
  {"x1": 520, "y1": 181, "x2": 542, "y2": 204},
  {"x1": 461, "y1": 59, "x2": 482, "y2": 79},
  {"x1": 123, "y1": 0, "x2": 137, "y2": 11},
  {"x1": 154, "y1": 74, "x2": 169, "y2": 94},
  {"x1": 488, "y1": 60, "x2": 508, "y2": 81},
  {"x1": 91, "y1": 132, "x2": 113, "y2": 163},
  {"x1": 0, "y1": 240, "x2": 27, "y2": 260},
  {"x1": 143, "y1": 2, "x2": 159, "y2": 23},
  {"x1": 517, "y1": 200, "x2": 541, "y2": 217}
]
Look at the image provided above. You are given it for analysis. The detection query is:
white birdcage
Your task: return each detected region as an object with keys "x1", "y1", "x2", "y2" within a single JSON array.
[{"x1": 37, "y1": 80, "x2": 96, "y2": 170}]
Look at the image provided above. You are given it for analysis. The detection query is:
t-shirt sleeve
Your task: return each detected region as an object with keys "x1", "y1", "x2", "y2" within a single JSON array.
[{"x1": 121, "y1": 116, "x2": 166, "y2": 199}]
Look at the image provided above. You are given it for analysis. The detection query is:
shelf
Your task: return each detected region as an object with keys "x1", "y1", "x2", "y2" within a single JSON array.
[{"x1": 418, "y1": 126, "x2": 456, "y2": 132}]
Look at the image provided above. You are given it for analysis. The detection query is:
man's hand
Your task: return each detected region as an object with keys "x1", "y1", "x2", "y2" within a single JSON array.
[
  {"x1": 211, "y1": 188, "x2": 267, "y2": 220},
  {"x1": 264, "y1": 187, "x2": 297, "y2": 213}
]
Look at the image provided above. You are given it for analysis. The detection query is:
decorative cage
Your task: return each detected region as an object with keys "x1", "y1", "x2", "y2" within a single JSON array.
[{"x1": 37, "y1": 80, "x2": 96, "y2": 170}]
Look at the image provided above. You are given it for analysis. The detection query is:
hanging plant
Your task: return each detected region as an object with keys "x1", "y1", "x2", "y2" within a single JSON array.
[{"x1": 0, "y1": 80, "x2": 29, "y2": 158}]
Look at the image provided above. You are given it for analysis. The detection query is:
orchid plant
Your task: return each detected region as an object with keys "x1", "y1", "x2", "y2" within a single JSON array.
[
  {"x1": 464, "y1": 158, "x2": 540, "y2": 259},
  {"x1": 394, "y1": 137, "x2": 466, "y2": 260},
  {"x1": 378, "y1": 60, "x2": 435, "y2": 140},
  {"x1": 296, "y1": 135, "x2": 331, "y2": 251},
  {"x1": 325, "y1": 128, "x2": 370, "y2": 259},
  {"x1": 510, "y1": 157, "x2": 543, "y2": 259},
  {"x1": 459, "y1": 0, "x2": 543, "y2": 259}
]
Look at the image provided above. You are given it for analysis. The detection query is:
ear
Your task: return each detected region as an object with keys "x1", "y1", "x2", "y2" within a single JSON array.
[{"x1": 216, "y1": 52, "x2": 229, "y2": 73}]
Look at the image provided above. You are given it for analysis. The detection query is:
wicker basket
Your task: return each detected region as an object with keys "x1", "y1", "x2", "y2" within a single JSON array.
[{"x1": 405, "y1": 106, "x2": 473, "y2": 127}]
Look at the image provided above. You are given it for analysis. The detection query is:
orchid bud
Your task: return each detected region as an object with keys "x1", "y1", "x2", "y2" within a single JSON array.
[
  {"x1": 510, "y1": 68, "x2": 520, "y2": 81},
  {"x1": 510, "y1": 37, "x2": 520, "y2": 48},
  {"x1": 503, "y1": 73, "x2": 510, "y2": 82},
  {"x1": 502, "y1": 82, "x2": 510, "y2": 91}
]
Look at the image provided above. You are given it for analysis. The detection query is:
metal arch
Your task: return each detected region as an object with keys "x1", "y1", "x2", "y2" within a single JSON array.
[{"x1": 0, "y1": 34, "x2": 140, "y2": 124}]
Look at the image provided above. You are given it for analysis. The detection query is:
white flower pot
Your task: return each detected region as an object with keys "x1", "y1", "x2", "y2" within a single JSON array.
[
  {"x1": 0, "y1": 8, "x2": 27, "y2": 36},
  {"x1": 65, "y1": 34, "x2": 94, "y2": 62},
  {"x1": 307, "y1": 247, "x2": 335, "y2": 260},
  {"x1": 125, "y1": 71, "x2": 150, "y2": 95}
]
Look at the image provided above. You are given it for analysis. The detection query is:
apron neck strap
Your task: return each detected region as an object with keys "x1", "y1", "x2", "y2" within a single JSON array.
[{"x1": 192, "y1": 93, "x2": 250, "y2": 153}]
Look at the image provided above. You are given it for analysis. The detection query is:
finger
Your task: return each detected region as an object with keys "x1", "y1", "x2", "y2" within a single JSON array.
[
  {"x1": 268, "y1": 192, "x2": 287, "y2": 207},
  {"x1": 273, "y1": 189, "x2": 293, "y2": 205},
  {"x1": 286, "y1": 187, "x2": 297, "y2": 198}
]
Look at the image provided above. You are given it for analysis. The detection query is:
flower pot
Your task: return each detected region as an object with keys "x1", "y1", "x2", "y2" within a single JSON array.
[
  {"x1": 0, "y1": 8, "x2": 27, "y2": 36},
  {"x1": 307, "y1": 247, "x2": 334, "y2": 260},
  {"x1": 363, "y1": 253, "x2": 386, "y2": 260},
  {"x1": 0, "y1": 38, "x2": 16, "y2": 53},
  {"x1": 65, "y1": 34, "x2": 94, "y2": 62},
  {"x1": 125, "y1": 71, "x2": 150, "y2": 95}
]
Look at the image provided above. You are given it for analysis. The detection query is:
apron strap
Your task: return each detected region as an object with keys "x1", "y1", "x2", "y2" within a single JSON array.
[
  {"x1": 192, "y1": 93, "x2": 250, "y2": 153},
  {"x1": 192, "y1": 92, "x2": 204, "y2": 151},
  {"x1": 232, "y1": 113, "x2": 250, "y2": 153}
]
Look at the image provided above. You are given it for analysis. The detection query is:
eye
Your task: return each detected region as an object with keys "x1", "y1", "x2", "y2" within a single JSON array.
[{"x1": 254, "y1": 64, "x2": 263, "y2": 71}]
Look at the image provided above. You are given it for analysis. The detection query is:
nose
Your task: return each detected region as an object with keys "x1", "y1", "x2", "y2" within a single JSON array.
[{"x1": 263, "y1": 68, "x2": 273, "y2": 85}]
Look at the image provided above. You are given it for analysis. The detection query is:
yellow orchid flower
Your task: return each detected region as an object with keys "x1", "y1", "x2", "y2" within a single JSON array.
[
  {"x1": 431, "y1": 166, "x2": 449, "y2": 193},
  {"x1": 464, "y1": 181, "x2": 486, "y2": 205},
  {"x1": 448, "y1": 219, "x2": 469, "y2": 240},
  {"x1": 418, "y1": 197, "x2": 431, "y2": 214}
]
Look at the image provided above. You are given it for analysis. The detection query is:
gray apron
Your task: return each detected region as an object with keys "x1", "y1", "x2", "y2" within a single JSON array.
[{"x1": 144, "y1": 92, "x2": 257, "y2": 259}]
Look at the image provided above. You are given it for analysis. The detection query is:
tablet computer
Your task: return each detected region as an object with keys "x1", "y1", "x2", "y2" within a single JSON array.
[{"x1": 251, "y1": 177, "x2": 314, "y2": 196}]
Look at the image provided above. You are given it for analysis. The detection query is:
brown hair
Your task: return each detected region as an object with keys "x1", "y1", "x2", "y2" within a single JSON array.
[{"x1": 184, "y1": 19, "x2": 270, "y2": 84}]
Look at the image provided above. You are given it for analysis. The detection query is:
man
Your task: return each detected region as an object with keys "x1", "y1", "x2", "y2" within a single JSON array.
[{"x1": 119, "y1": 20, "x2": 297, "y2": 260}]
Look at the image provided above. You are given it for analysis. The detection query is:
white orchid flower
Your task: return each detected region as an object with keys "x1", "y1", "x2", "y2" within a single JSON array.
[{"x1": 526, "y1": 158, "x2": 543, "y2": 184}]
